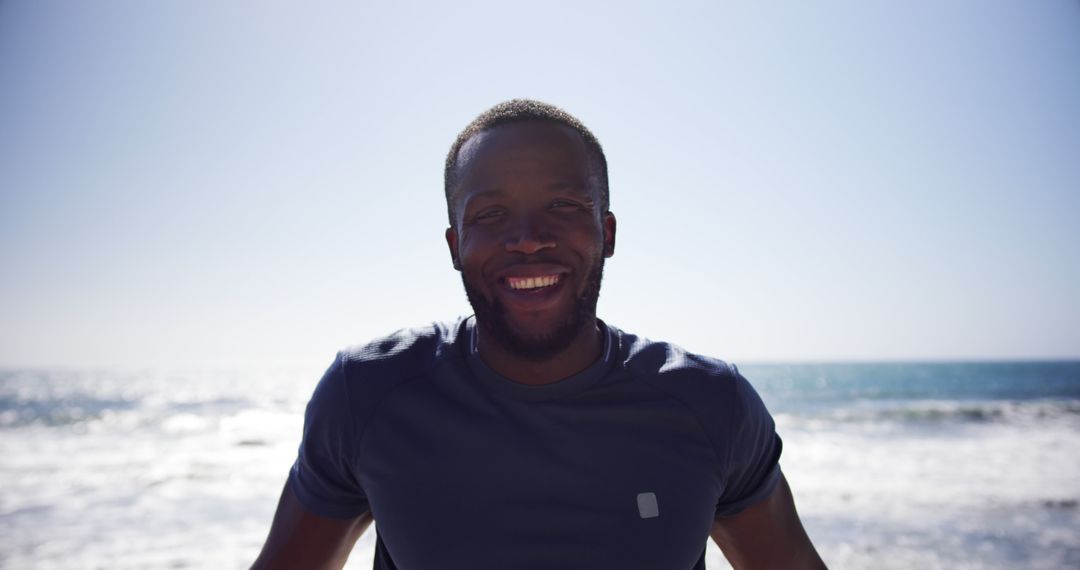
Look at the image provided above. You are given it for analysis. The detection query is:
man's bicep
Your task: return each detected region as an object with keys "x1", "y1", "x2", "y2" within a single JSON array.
[
  {"x1": 710, "y1": 473, "x2": 827, "y2": 570},
  {"x1": 251, "y1": 482, "x2": 372, "y2": 570}
]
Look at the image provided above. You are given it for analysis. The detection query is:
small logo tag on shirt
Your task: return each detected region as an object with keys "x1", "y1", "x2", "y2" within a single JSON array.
[{"x1": 637, "y1": 492, "x2": 659, "y2": 519}]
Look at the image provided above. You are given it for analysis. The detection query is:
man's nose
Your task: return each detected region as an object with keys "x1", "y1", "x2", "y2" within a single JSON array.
[{"x1": 505, "y1": 218, "x2": 556, "y2": 255}]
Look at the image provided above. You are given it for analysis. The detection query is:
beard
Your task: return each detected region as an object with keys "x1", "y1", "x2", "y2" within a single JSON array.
[{"x1": 462, "y1": 257, "x2": 605, "y2": 362}]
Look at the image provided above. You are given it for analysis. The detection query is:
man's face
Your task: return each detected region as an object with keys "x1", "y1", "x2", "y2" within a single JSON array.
[{"x1": 445, "y1": 121, "x2": 616, "y2": 361}]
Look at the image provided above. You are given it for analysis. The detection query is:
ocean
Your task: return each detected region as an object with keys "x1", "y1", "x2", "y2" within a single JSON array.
[{"x1": 2, "y1": 361, "x2": 1078, "y2": 569}]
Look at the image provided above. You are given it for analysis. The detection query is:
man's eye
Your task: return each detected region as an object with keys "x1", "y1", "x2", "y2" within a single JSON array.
[
  {"x1": 474, "y1": 209, "x2": 504, "y2": 221},
  {"x1": 551, "y1": 200, "x2": 579, "y2": 209}
]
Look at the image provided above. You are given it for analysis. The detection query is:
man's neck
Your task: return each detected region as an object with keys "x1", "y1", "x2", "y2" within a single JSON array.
[{"x1": 475, "y1": 319, "x2": 604, "y2": 386}]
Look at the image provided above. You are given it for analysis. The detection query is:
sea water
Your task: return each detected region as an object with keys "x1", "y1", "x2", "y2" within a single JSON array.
[{"x1": 2, "y1": 361, "x2": 1078, "y2": 569}]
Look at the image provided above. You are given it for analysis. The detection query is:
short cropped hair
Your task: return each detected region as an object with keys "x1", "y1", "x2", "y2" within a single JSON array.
[{"x1": 443, "y1": 99, "x2": 609, "y2": 226}]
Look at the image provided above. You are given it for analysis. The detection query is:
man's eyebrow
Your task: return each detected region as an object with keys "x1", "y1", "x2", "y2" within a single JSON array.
[
  {"x1": 461, "y1": 188, "x2": 506, "y2": 209},
  {"x1": 544, "y1": 182, "x2": 589, "y2": 194}
]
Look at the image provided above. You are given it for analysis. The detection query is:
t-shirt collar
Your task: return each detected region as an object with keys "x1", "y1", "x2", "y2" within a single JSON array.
[{"x1": 463, "y1": 316, "x2": 617, "y2": 402}]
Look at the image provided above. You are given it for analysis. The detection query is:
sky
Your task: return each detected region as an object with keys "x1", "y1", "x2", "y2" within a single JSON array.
[{"x1": 1, "y1": 0, "x2": 1078, "y2": 368}]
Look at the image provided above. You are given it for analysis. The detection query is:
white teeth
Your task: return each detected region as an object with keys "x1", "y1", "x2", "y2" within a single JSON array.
[{"x1": 509, "y1": 275, "x2": 560, "y2": 290}]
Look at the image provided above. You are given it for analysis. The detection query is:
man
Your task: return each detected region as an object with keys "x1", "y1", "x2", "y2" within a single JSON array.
[{"x1": 253, "y1": 100, "x2": 826, "y2": 569}]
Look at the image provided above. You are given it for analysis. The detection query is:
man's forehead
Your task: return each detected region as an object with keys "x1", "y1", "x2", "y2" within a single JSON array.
[
  {"x1": 448, "y1": 121, "x2": 598, "y2": 223},
  {"x1": 456, "y1": 121, "x2": 589, "y2": 174}
]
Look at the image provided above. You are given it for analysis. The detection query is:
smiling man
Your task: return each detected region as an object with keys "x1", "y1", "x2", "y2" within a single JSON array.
[{"x1": 252, "y1": 100, "x2": 826, "y2": 569}]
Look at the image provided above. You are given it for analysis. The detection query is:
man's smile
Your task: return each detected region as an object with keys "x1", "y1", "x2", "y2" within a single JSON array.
[
  {"x1": 496, "y1": 263, "x2": 571, "y2": 292},
  {"x1": 506, "y1": 274, "x2": 561, "y2": 290},
  {"x1": 487, "y1": 264, "x2": 575, "y2": 311}
]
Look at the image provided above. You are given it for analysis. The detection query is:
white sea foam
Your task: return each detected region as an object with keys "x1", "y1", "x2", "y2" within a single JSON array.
[{"x1": 773, "y1": 412, "x2": 1080, "y2": 570}]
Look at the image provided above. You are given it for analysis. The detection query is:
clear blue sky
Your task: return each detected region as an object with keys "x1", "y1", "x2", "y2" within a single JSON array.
[{"x1": 2, "y1": 0, "x2": 1078, "y2": 367}]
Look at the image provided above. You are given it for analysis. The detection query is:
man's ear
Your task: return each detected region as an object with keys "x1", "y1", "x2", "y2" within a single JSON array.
[
  {"x1": 445, "y1": 227, "x2": 461, "y2": 270},
  {"x1": 602, "y1": 211, "x2": 617, "y2": 258}
]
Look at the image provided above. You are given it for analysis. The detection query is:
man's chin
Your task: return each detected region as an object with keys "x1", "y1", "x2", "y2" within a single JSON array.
[
  {"x1": 478, "y1": 314, "x2": 582, "y2": 362},
  {"x1": 462, "y1": 258, "x2": 603, "y2": 362}
]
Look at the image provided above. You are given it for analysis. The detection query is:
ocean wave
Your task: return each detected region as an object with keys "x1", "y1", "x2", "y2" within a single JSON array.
[
  {"x1": 777, "y1": 399, "x2": 1080, "y2": 427},
  {"x1": 0, "y1": 369, "x2": 276, "y2": 429},
  {"x1": 0, "y1": 394, "x2": 138, "y2": 428}
]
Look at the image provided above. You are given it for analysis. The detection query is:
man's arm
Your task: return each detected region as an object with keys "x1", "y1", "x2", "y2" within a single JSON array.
[
  {"x1": 251, "y1": 482, "x2": 372, "y2": 570},
  {"x1": 710, "y1": 473, "x2": 826, "y2": 570}
]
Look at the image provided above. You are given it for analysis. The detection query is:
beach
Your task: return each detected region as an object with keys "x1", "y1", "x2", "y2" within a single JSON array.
[{"x1": 2, "y1": 361, "x2": 1078, "y2": 569}]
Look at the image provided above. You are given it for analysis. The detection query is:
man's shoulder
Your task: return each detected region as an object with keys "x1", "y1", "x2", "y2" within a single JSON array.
[
  {"x1": 607, "y1": 324, "x2": 757, "y2": 414},
  {"x1": 336, "y1": 318, "x2": 467, "y2": 384},
  {"x1": 612, "y1": 325, "x2": 741, "y2": 386},
  {"x1": 608, "y1": 325, "x2": 775, "y2": 458}
]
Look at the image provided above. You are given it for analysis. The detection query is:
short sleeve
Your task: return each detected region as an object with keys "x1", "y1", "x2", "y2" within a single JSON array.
[
  {"x1": 714, "y1": 368, "x2": 782, "y2": 517},
  {"x1": 288, "y1": 353, "x2": 371, "y2": 519}
]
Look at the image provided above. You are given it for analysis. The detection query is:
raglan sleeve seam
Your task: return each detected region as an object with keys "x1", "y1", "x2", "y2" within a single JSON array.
[{"x1": 338, "y1": 352, "x2": 363, "y2": 487}]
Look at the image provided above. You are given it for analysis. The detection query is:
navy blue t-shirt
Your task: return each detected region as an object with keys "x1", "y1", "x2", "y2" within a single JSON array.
[{"x1": 290, "y1": 318, "x2": 781, "y2": 569}]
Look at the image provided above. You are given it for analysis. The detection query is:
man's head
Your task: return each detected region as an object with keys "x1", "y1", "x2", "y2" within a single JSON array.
[
  {"x1": 444, "y1": 100, "x2": 616, "y2": 361},
  {"x1": 444, "y1": 99, "x2": 609, "y2": 229}
]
